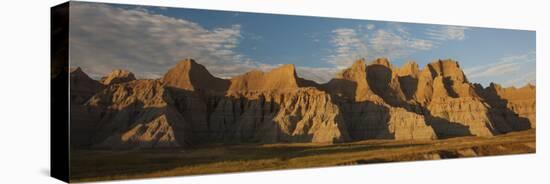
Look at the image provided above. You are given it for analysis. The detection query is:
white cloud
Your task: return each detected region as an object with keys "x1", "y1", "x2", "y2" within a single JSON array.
[
  {"x1": 69, "y1": 3, "x2": 342, "y2": 84},
  {"x1": 328, "y1": 24, "x2": 434, "y2": 68},
  {"x1": 68, "y1": 3, "x2": 491, "y2": 87},
  {"x1": 296, "y1": 67, "x2": 339, "y2": 84},
  {"x1": 369, "y1": 29, "x2": 434, "y2": 57},
  {"x1": 366, "y1": 24, "x2": 375, "y2": 30},
  {"x1": 69, "y1": 3, "x2": 266, "y2": 79},
  {"x1": 465, "y1": 51, "x2": 535, "y2": 78},
  {"x1": 464, "y1": 51, "x2": 535, "y2": 87},
  {"x1": 466, "y1": 61, "x2": 520, "y2": 79},
  {"x1": 328, "y1": 28, "x2": 368, "y2": 68},
  {"x1": 425, "y1": 26, "x2": 469, "y2": 41}
]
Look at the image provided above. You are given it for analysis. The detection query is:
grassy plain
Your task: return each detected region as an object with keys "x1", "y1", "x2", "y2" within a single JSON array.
[{"x1": 70, "y1": 129, "x2": 535, "y2": 182}]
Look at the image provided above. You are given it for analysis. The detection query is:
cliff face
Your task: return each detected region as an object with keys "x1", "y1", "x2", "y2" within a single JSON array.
[
  {"x1": 227, "y1": 64, "x2": 300, "y2": 92},
  {"x1": 495, "y1": 84, "x2": 536, "y2": 128},
  {"x1": 100, "y1": 69, "x2": 136, "y2": 85},
  {"x1": 422, "y1": 60, "x2": 495, "y2": 137},
  {"x1": 475, "y1": 83, "x2": 535, "y2": 130},
  {"x1": 80, "y1": 80, "x2": 190, "y2": 149},
  {"x1": 69, "y1": 67, "x2": 105, "y2": 104},
  {"x1": 69, "y1": 58, "x2": 535, "y2": 150},
  {"x1": 162, "y1": 59, "x2": 229, "y2": 92},
  {"x1": 69, "y1": 67, "x2": 106, "y2": 147},
  {"x1": 206, "y1": 88, "x2": 349, "y2": 143},
  {"x1": 73, "y1": 60, "x2": 350, "y2": 149}
]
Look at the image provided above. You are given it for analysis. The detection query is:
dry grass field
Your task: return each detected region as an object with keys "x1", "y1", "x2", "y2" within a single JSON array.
[{"x1": 70, "y1": 129, "x2": 535, "y2": 182}]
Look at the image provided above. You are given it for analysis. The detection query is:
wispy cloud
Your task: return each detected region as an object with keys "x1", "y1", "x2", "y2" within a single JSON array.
[
  {"x1": 328, "y1": 28, "x2": 368, "y2": 68},
  {"x1": 296, "y1": 67, "x2": 339, "y2": 83},
  {"x1": 328, "y1": 23, "x2": 434, "y2": 68},
  {"x1": 503, "y1": 71, "x2": 535, "y2": 87},
  {"x1": 464, "y1": 50, "x2": 535, "y2": 87},
  {"x1": 70, "y1": 3, "x2": 268, "y2": 79},
  {"x1": 425, "y1": 26, "x2": 469, "y2": 41},
  {"x1": 369, "y1": 28, "x2": 434, "y2": 57},
  {"x1": 465, "y1": 51, "x2": 535, "y2": 78},
  {"x1": 327, "y1": 24, "x2": 473, "y2": 71}
]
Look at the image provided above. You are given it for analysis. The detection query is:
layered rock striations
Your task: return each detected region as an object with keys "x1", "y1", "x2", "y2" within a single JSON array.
[
  {"x1": 69, "y1": 58, "x2": 535, "y2": 149},
  {"x1": 421, "y1": 60, "x2": 495, "y2": 137},
  {"x1": 100, "y1": 69, "x2": 136, "y2": 85},
  {"x1": 492, "y1": 84, "x2": 536, "y2": 128},
  {"x1": 475, "y1": 83, "x2": 535, "y2": 130}
]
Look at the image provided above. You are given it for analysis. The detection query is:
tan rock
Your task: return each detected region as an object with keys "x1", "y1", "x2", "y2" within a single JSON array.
[
  {"x1": 475, "y1": 83, "x2": 535, "y2": 130},
  {"x1": 422, "y1": 60, "x2": 496, "y2": 137},
  {"x1": 228, "y1": 64, "x2": 300, "y2": 93},
  {"x1": 396, "y1": 61, "x2": 420, "y2": 101},
  {"x1": 84, "y1": 80, "x2": 190, "y2": 149},
  {"x1": 324, "y1": 59, "x2": 382, "y2": 102},
  {"x1": 69, "y1": 57, "x2": 535, "y2": 150},
  {"x1": 100, "y1": 69, "x2": 136, "y2": 85},
  {"x1": 384, "y1": 107, "x2": 437, "y2": 140},
  {"x1": 162, "y1": 59, "x2": 229, "y2": 93},
  {"x1": 492, "y1": 83, "x2": 536, "y2": 128}
]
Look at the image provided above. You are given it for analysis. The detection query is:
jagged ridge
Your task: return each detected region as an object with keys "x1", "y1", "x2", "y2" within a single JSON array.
[{"x1": 69, "y1": 58, "x2": 535, "y2": 149}]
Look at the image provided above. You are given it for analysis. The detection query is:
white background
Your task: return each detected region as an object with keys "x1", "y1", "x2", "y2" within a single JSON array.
[{"x1": 0, "y1": 0, "x2": 547, "y2": 183}]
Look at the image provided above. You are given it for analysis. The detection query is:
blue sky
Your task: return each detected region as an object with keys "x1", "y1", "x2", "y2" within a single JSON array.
[{"x1": 69, "y1": 2, "x2": 535, "y2": 87}]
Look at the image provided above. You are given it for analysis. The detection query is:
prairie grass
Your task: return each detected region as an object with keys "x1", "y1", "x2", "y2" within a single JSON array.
[{"x1": 71, "y1": 129, "x2": 535, "y2": 182}]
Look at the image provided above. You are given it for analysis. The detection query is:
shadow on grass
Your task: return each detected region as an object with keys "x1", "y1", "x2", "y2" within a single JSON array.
[{"x1": 70, "y1": 141, "x2": 427, "y2": 180}]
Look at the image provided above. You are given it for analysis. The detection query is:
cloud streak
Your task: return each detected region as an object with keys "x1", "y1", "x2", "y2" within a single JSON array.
[
  {"x1": 328, "y1": 24, "x2": 435, "y2": 68},
  {"x1": 329, "y1": 28, "x2": 368, "y2": 68},
  {"x1": 464, "y1": 50, "x2": 535, "y2": 87},
  {"x1": 425, "y1": 26, "x2": 469, "y2": 41}
]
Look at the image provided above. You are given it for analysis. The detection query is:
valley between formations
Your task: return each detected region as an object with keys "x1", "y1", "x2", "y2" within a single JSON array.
[{"x1": 68, "y1": 58, "x2": 535, "y2": 181}]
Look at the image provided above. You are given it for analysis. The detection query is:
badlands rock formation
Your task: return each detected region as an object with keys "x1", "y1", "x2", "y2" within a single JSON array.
[
  {"x1": 69, "y1": 67, "x2": 104, "y2": 104},
  {"x1": 69, "y1": 58, "x2": 535, "y2": 149},
  {"x1": 160, "y1": 59, "x2": 349, "y2": 144},
  {"x1": 100, "y1": 69, "x2": 136, "y2": 85},
  {"x1": 491, "y1": 84, "x2": 536, "y2": 128}
]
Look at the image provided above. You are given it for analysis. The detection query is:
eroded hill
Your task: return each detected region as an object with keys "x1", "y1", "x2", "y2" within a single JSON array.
[{"x1": 68, "y1": 58, "x2": 536, "y2": 149}]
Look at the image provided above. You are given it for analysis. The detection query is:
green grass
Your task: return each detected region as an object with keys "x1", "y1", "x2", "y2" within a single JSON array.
[{"x1": 70, "y1": 129, "x2": 535, "y2": 182}]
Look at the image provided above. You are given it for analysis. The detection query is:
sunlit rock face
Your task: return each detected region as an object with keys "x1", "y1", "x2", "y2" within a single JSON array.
[{"x1": 69, "y1": 58, "x2": 535, "y2": 149}]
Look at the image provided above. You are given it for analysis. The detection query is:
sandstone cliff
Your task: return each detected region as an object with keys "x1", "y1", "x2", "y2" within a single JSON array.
[
  {"x1": 69, "y1": 57, "x2": 535, "y2": 150},
  {"x1": 475, "y1": 83, "x2": 535, "y2": 130},
  {"x1": 100, "y1": 69, "x2": 136, "y2": 85},
  {"x1": 206, "y1": 88, "x2": 350, "y2": 143},
  {"x1": 228, "y1": 64, "x2": 300, "y2": 92},
  {"x1": 421, "y1": 60, "x2": 495, "y2": 137},
  {"x1": 493, "y1": 84, "x2": 536, "y2": 128},
  {"x1": 80, "y1": 80, "x2": 189, "y2": 149},
  {"x1": 325, "y1": 58, "x2": 436, "y2": 140},
  {"x1": 162, "y1": 59, "x2": 229, "y2": 92}
]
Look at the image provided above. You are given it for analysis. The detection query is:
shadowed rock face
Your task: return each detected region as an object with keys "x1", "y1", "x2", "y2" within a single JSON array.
[
  {"x1": 69, "y1": 67, "x2": 106, "y2": 147},
  {"x1": 69, "y1": 67, "x2": 105, "y2": 104},
  {"x1": 69, "y1": 58, "x2": 535, "y2": 150},
  {"x1": 396, "y1": 61, "x2": 420, "y2": 101},
  {"x1": 474, "y1": 83, "x2": 535, "y2": 130},
  {"x1": 492, "y1": 84, "x2": 536, "y2": 128},
  {"x1": 79, "y1": 80, "x2": 190, "y2": 149}
]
